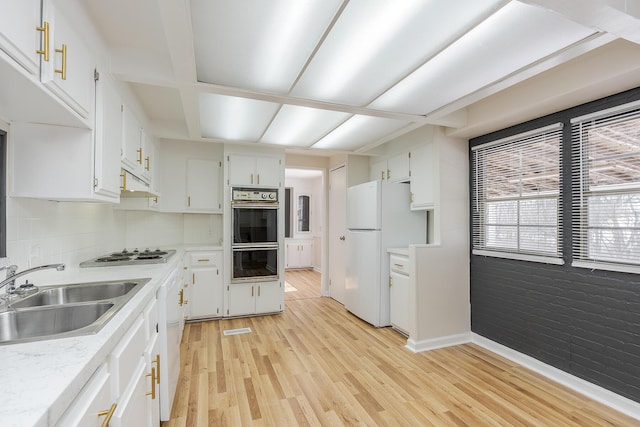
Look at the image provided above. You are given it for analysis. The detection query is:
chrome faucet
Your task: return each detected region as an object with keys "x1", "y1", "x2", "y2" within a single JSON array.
[{"x1": 0, "y1": 263, "x2": 66, "y2": 299}]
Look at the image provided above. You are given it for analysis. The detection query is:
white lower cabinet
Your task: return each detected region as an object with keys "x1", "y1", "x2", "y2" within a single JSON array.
[
  {"x1": 285, "y1": 239, "x2": 313, "y2": 269},
  {"x1": 186, "y1": 251, "x2": 223, "y2": 319},
  {"x1": 54, "y1": 364, "x2": 113, "y2": 427},
  {"x1": 227, "y1": 281, "x2": 283, "y2": 316},
  {"x1": 389, "y1": 254, "x2": 410, "y2": 335}
]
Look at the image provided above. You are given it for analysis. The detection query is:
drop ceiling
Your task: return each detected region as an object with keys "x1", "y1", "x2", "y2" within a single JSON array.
[{"x1": 83, "y1": 0, "x2": 640, "y2": 154}]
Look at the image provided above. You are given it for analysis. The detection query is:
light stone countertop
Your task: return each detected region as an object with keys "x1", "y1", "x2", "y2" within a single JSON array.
[{"x1": 0, "y1": 244, "x2": 222, "y2": 427}]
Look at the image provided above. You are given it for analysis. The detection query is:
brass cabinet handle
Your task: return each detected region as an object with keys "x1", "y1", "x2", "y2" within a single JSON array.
[
  {"x1": 178, "y1": 289, "x2": 184, "y2": 306},
  {"x1": 257, "y1": 174, "x2": 260, "y2": 185},
  {"x1": 192, "y1": 273, "x2": 195, "y2": 284},
  {"x1": 120, "y1": 171, "x2": 126, "y2": 191},
  {"x1": 258, "y1": 285, "x2": 261, "y2": 297},
  {"x1": 250, "y1": 173, "x2": 254, "y2": 184},
  {"x1": 97, "y1": 403, "x2": 117, "y2": 427},
  {"x1": 136, "y1": 148, "x2": 142, "y2": 164},
  {"x1": 389, "y1": 276, "x2": 393, "y2": 287},
  {"x1": 36, "y1": 22, "x2": 50, "y2": 61},
  {"x1": 146, "y1": 367, "x2": 157, "y2": 399},
  {"x1": 251, "y1": 286, "x2": 254, "y2": 297},
  {"x1": 153, "y1": 354, "x2": 160, "y2": 385},
  {"x1": 187, "y1": 196, "x2": 191, "y2": 207},
  {"x1": 197, "y1": 259, "x2": 210, "y2": 262},
  {"x1": 394, "y1": 263, "x2": 404, "y2": 268},
  {"x1": 410, "y1": 192, "x2": 414, "y2": 203},
  {"x1": 387, "y1": 169, "x2": 391, "y2": 180},
  {"x1": 145, "y1": 156, "x2": 150, "y2": 171},
  {"x1": 54, "y1": 43, "x2": 67, "y2": 80}
]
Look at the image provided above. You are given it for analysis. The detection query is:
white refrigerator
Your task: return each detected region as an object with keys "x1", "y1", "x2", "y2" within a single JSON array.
[{"x1": 345, "y1": 180, "x2": 427, "y2": 327}]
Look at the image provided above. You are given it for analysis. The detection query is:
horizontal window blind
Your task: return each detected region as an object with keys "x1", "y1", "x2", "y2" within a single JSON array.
[
  {"x1": 572, "y1": 105, "x2": 640, "y2": 266},
  {"x1": 472, "y1": 123, "x2": 563, "y2": 258}
]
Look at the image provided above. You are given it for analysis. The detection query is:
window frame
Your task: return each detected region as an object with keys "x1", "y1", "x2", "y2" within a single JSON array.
[{"x1": 471, "y1": 123, "x2": 564, "y2": 264}]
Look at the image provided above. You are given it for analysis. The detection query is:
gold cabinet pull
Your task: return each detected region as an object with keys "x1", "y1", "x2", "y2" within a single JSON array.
[
  {"x1": 153, "y1": 354, "x2": 160, "y2": 385},
  {"x1": 146, "y1": 367, "x2": 157, "y2": 399},
  {"x1": 36, "y1": 21, "x2": 50, "y2": 61},
  {"x1": 120, "y1": 171, "x2": 126, "y2": 191},
  {"x1": 258, "y1": 285, "x2": 261, "y2": 297},
  {"x1": 145, "y1": 156, "x2": 150, "y2": 171},
  {"x1": 387, "y1": 169, "x2": 391, "y2": 180},
  {"x1": 251, "y1": 286, "x2": 254, "y2": 297},
  {"x1": 178, "y1": 289, "x2": 184, "y2": 306},
  {"x1": 54, "y1": 43, "x2": 67, "y2": 80},
  {"x1": 197, "y1": 258, "x2": 210, "y2": 262},
  {"x1": 97, "y1": 403, "x2": 117, "y2": 427},
  {"x1": 187, "y1": 196, "x2": 191, "y2": 207},
  {"x1": 136, "y1": 148, "x2": 142, "y2": 164},
  {"x1": 410, "y1": 192, "x2": 414, "y2": 203},
  {"x1": 389, "y1": 276, "x2": 393, "y2": 287},
  {"x1": 394, "y1": 263, "x2": 404, "y2": 268},
  {"x1": 257, "y1": 174, "x2": 260, "y2": 185},
  {"x1": 250, "y1": 173, "x2": 254, "y2": 184},
  {"x1": 192, "y1": 272, "x2": 195, "y2": 284}
]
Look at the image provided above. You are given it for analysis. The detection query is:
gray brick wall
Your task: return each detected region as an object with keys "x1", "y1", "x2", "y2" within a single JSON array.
[{"x1": 470, "y1": 87, "x2": 640, "y2": 403}]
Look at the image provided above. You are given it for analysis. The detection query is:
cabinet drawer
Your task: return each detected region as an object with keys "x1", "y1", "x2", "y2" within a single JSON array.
[
  {"x1": 189, "y1": 251, "x2": 221, "y2": 266},
  {"x1": 109, "y1": 316, "x2": 145, "y2": 396},
  {"x1": 390, "y1": 255, "x2": 410, "y2": 275},
  {"x1": 55, "y1": 363, "x2": 113, "y2": 427}
]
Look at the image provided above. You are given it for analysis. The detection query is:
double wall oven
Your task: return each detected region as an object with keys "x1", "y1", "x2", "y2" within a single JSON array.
[{"x1": 231, "y1": 188, "x2": 279, "y2": 282}]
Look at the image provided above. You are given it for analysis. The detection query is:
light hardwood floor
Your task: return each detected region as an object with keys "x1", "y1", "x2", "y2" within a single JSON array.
[
  {"x1": 285, "y1": 269, "x2": 321, "y2": 301},
  {"x1": 163, "y1": 289, "x2": 638, "y2": 426}
]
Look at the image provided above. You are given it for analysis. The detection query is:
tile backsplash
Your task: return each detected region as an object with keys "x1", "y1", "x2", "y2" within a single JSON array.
[{"x1": 6, "y1": 197, "x2": 222, "y2": 268}]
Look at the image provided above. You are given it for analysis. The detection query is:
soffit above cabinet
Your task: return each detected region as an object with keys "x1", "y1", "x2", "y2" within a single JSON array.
[{"x1": 82, "y1": 0, "x2": 640, "y2": 153}]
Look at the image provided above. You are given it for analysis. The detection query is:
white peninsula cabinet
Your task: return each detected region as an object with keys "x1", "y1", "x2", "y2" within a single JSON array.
[
  {"x1": 227, "y1": 281, "x2": 283, "y2": 316},
  {"x1": 389, "y1": 251, "x2": 410, "y2": 335},
  {"x1": 227, "y1": 154, "x2": 281, "y2": 187},
  {"x1": 186, "y1": 250, "x2": 223, "y2": 319}
]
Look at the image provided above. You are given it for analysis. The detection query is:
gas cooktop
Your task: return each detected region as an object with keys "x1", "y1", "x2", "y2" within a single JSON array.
[{"x1": 80, "y1": 248, "x2": 176, "y2": 268}]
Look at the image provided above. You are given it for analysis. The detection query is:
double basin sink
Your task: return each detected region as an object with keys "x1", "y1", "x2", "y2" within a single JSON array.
[{"x1": 0, "y1": 278, "x2": 150, "y2": 345}]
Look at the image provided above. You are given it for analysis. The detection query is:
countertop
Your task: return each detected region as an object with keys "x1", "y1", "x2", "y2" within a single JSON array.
[{"x1": 0, "y1": 244, "x2": 222, "y2": 427}]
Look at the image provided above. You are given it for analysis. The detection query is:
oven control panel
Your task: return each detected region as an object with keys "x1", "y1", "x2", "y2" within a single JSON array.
[{"x1": 232, "y1": 188, "x2": 278, "y2": 202}]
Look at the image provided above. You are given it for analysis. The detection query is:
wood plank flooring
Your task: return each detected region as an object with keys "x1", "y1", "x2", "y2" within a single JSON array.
[
  {"x1": 285, "y1": 269, "x2": 321, "y2": 301},
  {"x1": 163, "y1": 287, "x2": 639, "y2": 426}
]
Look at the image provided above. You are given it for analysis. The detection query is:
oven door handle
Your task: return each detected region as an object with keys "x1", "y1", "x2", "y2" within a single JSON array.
[{"x1": 232, "y1": 245, "x2": 279, "y2": 251}]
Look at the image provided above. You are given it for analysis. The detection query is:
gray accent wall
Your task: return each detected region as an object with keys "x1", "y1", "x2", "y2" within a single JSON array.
[{"x1": 470, "y1": 87, "x2": 640, "y2": 403}]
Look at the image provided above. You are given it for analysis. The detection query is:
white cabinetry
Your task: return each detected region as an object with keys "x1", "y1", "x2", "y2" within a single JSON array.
[
  {"x1": 0, "y1": 0, "x2": 42, "y2": 76},
  {"x1": 227, "y1": 281, "x2": 283, "y2": 316},
  {"x1": 370, "y1": 152, "x2": 410, "y2": 183},
  {"x1": 186, "y1": 251, "x2": 223, "y2": 319},
  {"x1": 121, "y1": 104, "x2": 145, "y2": 178},
  {"x1": 41, "y1": 1, "x2": 95, "y2": 120},
  {"x1": 10, "y1": 110, "x2": 121, "y2": 202},
  {"x1": 389, "y1": 253, "x2": 410, "y2": 335},
  {"x1": 54, "y1": 364, "x2": 113, "y2": 427},
  {"x1": 285, "y1": 239, "x2": 314, "y2": 269},
  {"x1": 186, "y1": 159, "x2": 222, "y2": 212},
  {"x1": 410, "y1": 142, "x2": 435, "y2": 210},
  {"x1": 228, "y1": 154, "x2": 281, "y2": 187}
]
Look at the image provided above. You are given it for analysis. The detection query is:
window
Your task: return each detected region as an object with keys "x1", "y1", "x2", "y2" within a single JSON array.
[
  {"x1": 472, "y1": 123, "x2": 563, "y2": 262},
  {"x1": 0, "y1": 130, "x2": 5, "y2": 257},
  {"x1": 571, "y1": 102, "x2": 640, "y2": 269},
  {"x1": 297, "y1": 194, "x2": 310, "y2": 232}
]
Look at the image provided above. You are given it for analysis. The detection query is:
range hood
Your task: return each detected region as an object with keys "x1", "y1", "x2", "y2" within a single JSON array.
[{"x1": 120, "y1": 169, "x2": 159, "y2": 198}]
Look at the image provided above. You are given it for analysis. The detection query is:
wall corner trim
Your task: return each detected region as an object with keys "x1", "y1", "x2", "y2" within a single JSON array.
[
  {"x1": 405, "y1": 332, "x2": 471, "y2": 353},
  {"x1": 471, "y1": 333, "x2": 640, "y2": 421}
]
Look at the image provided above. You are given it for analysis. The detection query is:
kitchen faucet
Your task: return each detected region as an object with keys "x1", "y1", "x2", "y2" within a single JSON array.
[{"x1": 0, "y1": 263, "x2": 66, "y2": 299}]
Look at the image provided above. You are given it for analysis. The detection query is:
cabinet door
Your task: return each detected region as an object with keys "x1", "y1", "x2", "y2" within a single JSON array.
[
  {"x1": 94, "y1": 72, "x2": 122, "y2": 200},
  {"x1": 41, "y1": 2, "x2": 95, "y2": 120},
  {"x1": 370, "y1": 160, "x2": 386, "y2": 181},
  {"x1": 390, "y1": 271, "x2": 410, "y2": 335},
  {"x1": 255, "y1": 156, "x2": 280, "y2": 187},
  {"x1": 122, "y1": 104, "x2": 142, "y2": 174},
  {"x1": 387, "y1": 152, "x2": 410, "y2": 183},
  {"x1": 299, "y1": 241, "x2": 314, "y2": 268},
  {"x1": 189, "y1": 266, "x2": 222, "y2": 318},
  {"x1": 255, "y1": 282, "x2": 283, "y2": 314},
  {"x1": 145, "y1": 335, "x2": 160, "y2": 427},
  {"x1": 186, "y1": 158, "x2": 221, "y2": 212},
  {"x1": 227, "y1": 283, "x2": 256, "y2": 316},
  {"x1": 0, "y1": 0, "x2": 42, "y2": 76},
  {"x1": 54, "y1": 364, "x2": 114, "y2": 427},
  {"x1": 228, "y1": 154, "x2": 256, "y2": 186},
  {"x1": 285, "y1": 241, "x2": 299, "y2": 268},
  {"x1": 140, "y1": 130, "x2": 153, "y2": 183},
  {"x1": 410, "y1": 142, "x2": 436, "y2": 210},
  {"x1": 111, "y1": 359, "x2": 148, "y2": 427}
]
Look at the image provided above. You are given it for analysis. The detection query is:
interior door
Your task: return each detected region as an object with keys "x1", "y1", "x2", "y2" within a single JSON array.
[{"x1": 329, "y1": 166, "x2": 347, "y2": 304}]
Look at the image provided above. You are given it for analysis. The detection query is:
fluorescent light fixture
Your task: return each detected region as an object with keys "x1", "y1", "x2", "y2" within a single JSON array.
[
  {"x1": 292, "y1": 0, "x2": 505, "y2": 106},
  {"x1": 198, "y1": 93, "x2": 279, "y2": 141},
  {"x1": 191, "y1": 0, "x2": 343, "y2": 93},
  {"x1": 312, "y1": 115, "x2": 410, "y2": 151},
  {"x1": 260, "y1": 105, "x2": 349, "y2": 147},
  {"x1": 285, "y1": 168, "x2": 323, "y2": 179},
  {"x1": 370, "y1": 1, "x2": 597, "y2": 115}
]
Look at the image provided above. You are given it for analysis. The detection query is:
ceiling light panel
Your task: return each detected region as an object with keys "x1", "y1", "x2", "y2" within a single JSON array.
[
  {"x1": 292, "y1": 0, "x2": 505, "y2": 106},
  {"x1": 260, "y1": 105, "x2": 349, "y2": 147},
  {"x1": 369, "y1": 1, "x2": 597, "y2": 115},
  {"x1": 190, "y1": 0, "x2": 343, "y2": 94},
  {"x1": 199, "y1": 93, "x2": 280, "y2": 141},
  {"x1": 312, "y1": 115, "x2": 410, "y2": 151}
]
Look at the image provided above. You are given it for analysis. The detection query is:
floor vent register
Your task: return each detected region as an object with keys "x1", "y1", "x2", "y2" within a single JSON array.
[{"x1": 223, "y1": 327, "x2": 252, "y2": 336}]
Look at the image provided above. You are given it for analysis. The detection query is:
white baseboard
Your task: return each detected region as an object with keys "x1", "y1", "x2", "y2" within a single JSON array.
[
  {"x1": 405, "y1": 332, "x2": 471, "y2": 353},
  {"x1": 471, "y1": 333, "x2": 640, "y2": 421}
]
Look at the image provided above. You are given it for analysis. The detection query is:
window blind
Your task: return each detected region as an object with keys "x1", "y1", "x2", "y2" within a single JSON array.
[
  {"x1": 571, "y1": 104, "x2": 640, "y2": 266},
  {"x1": 472, "y1": 123, "x2": 563, "y2": 258}
]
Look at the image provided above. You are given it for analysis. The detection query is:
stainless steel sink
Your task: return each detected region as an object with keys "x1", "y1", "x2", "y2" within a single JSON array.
[
  {"x1": 10, "y1": 280, "x2": 139, "y2": 308},
  {"x1": 0, "y1": 303, "x2": 114, "y2": 342},
  {"x1": 0, "y1": 278, "x2": 151, "y2": 345}
]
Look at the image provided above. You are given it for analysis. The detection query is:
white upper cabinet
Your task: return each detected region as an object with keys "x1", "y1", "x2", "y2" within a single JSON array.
[
  {"x1": 410, "y1": 142, "x2": 436, "y2": 210},
  {"x1": 186, "y1": 159, "x2": 222, "y2": 212},
  {"x1": 228, "y1": 154, "x2": 281, "y2": 187},
  {"x1": 41, "y1": 0, "x2": 95, "y2": 121},
  {"x1": 370, "y1": 160, "x2": 386, "y2": 181},
  {"x1": 140, "y1": 130, "x2": 154, "y2": 183},
  {"x1": 370, "y1": 152, "x2": 410, "y2": 183},
  {"x1": 121, "y1": 104, "x2": 144, "y2": 176},
  {"x1": 0, "y1": 0, "x2": 42, "y2": 76}
]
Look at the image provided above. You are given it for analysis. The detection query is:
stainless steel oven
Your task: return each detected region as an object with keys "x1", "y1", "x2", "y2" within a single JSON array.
[{"x1": 231, "y1": 188, "x2": 279, "y2": 282}]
